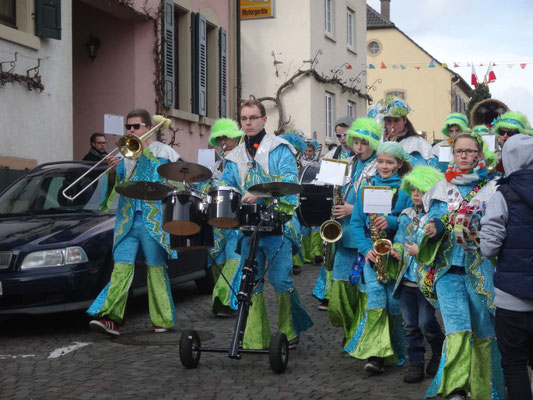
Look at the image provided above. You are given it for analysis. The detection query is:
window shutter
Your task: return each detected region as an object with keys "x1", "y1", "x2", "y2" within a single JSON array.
[
  {"x1": 35, "y1": 0, "x2": 61, "y2": 40},
  {"x1": 162, "y1": 0, "x2": 175, "y2": 108},
  {"x1": 191, "y1": 13, "x2": 207, "y2": 116},
  {"x1": 219, "y1": 27, "x2": 227, "y2": 118}
]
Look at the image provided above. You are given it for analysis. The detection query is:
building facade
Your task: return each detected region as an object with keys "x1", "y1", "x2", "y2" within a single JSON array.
[
  {"x1": 241, "y1": 0, "x2": 369, "y2": 148},
  {"x1": 366, "y1": 3, "x2": 471, "y2": 142}
]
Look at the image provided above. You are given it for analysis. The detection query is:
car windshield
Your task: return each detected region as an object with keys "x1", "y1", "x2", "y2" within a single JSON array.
[{"x1": 0, "y1": 168, "x2": 117, "y2": 215}]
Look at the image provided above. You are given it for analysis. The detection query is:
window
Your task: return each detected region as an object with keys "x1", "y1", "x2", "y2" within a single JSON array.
[
  {"x1": 386, "y1": 90, "x2": 405, "y2": 99},
  {"x1": 367, "y1": 40, "x2": 381, "y2": 55},
  {"x1": 325, "y1": 0, "x2": 333, "y2": 36},
  {"x1": 0, "y1": 0, "x2": 16, "y2": 28},
  {"x1": 346, "y1": 8, "x2": 355, "y2": 50},
  {"x1": 325, "y1": 92, "x2": 335, "y2": 140},
  {"x1": 347, "y1": 101, "x2": 355, "y2": 118}
]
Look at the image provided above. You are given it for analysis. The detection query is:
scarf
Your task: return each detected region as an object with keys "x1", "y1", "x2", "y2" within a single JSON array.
[
  {"x1": 444, "y1": 160, "x2": 488, "y2": 185},
  {"x1": 89, "y1": 147, "x2": 107, "y2": 159},
  {"x1": 244, "y1": 129, "x2": 267, "y2": 158}
]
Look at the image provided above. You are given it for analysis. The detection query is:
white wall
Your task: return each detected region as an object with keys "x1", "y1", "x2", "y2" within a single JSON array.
[
  {"x1": 241, "y1": 0, "x2": 367, "y2": 146},
  {"x1": 0, "y1": 1, "x2": 73, "y2": 165}
]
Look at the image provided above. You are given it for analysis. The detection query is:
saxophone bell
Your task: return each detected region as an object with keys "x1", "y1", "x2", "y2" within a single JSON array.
[{"x1": 369, "y1": 213, "x2": 391, "y2": 283}]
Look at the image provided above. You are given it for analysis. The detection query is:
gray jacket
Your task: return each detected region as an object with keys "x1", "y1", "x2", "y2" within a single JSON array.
[{"x1": 480, "y1": 134, "x2": 533, "y2": 311}]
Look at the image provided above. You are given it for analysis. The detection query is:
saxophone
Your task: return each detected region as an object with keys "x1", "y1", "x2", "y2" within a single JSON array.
[
  {"x1": 369, "y1": 213, "x2": 392, "y2": 283},
  {"x1": 319, "y1": 185, "x2": 343, "y2": 242}
]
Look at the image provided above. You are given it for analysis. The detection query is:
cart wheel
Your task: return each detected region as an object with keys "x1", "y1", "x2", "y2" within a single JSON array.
[
  {"x1": 179, "y1": 329, "x2": 201, "y2": 369},
  {"x1": 269, "y1": 332, "x2": 289, "y2": 373}
]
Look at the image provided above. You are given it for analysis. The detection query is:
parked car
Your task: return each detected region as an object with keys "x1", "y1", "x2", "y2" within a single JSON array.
[{"x1": 0, "y1": 161, "x2": 213, "y2": 315}]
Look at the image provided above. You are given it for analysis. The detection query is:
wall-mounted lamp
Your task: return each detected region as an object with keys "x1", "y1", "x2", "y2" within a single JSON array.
[{"x1": 85, "y1": 35, "x2": 100, "y2": 62}]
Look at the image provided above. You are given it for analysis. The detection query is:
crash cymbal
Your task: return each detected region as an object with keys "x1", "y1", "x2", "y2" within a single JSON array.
[
  {"x1": 157, "y1": 161, "x2": 212, "y2": 183},
  {"x1": 115, "y1": 181, "x2": 172, "y2": 201},
  {"x1": 248, "y1": 182, "x2": 303, "y2": 198}
]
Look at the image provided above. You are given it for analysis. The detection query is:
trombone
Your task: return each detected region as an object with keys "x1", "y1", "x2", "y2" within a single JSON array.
[{"x1": 62, "y1": 115, "x2": 171, "y2": 202}]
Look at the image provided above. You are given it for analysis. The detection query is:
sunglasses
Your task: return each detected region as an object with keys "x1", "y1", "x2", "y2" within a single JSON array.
[
  {"x1": 125, "y1": 123, "x2": 147, "y2": 130},
  {"x1": 336, "y1": 133, "x2": 347, "y2": 138},
  {"x1": 498, "y1": 129, "x2": 518, "y2": 137}
]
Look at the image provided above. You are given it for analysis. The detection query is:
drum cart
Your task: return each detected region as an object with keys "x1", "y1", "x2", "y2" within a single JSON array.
[{"x1": 179, "y1": 182, "x2": 303, "y2": 374}]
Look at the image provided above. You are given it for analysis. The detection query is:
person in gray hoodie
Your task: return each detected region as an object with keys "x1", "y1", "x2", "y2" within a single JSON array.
[{"x1": 480, "y1": 133, "x2": 533, "y2": 400}]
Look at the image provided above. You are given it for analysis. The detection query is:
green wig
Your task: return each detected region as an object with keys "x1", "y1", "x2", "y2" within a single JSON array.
[
  {"x1": 441, "y1": 113, "x2": 470, "y2": 137},
  {"x1": 400, "y1": 166, "x2": 444, "y2": 196},
  {"x1": 492, "y1": 111, "x2": 529, "y2": 135},
  {"x1": 346, "y1": 117, "x2": 384, "y2": 150},
  {"x1": 209, "y1": 118, "x2": 243, "y2": 147}
]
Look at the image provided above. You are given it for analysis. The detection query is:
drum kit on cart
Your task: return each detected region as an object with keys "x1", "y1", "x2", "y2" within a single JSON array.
[{"x1": 114, "y1": 160, "x2": 332, "y2": 373}]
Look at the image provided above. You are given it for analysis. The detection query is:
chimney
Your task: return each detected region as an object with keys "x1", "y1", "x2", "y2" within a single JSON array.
[{"x1": 381, "y1": 0, "x2": 391, "y2": 20}]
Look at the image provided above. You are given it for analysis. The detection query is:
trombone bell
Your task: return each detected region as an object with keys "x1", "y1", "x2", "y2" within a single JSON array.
[{"x1": 117, "y1": 135, "x2": 143, "y2": 160}]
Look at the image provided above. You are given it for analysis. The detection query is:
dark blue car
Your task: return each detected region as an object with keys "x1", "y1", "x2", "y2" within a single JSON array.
[{"x1": 0, "y1": 161, "x2": 213, "y2": 315}]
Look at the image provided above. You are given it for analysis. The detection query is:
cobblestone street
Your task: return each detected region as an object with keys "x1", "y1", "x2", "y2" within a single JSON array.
[{"x1": 0, "y1": 263, "x2": 433, "y2": 400}]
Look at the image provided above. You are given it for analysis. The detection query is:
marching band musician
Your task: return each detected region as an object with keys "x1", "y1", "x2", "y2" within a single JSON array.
[
  {"x1": 324, "y1": 117, "x2": 382, "y2": 347},
  {"x1": 344, "y1": 142, "x2": 413, "y2": 374},
  {"x1": 368, "y1": 96, "x2": 433, "y2": 167},
  {"x1": 492, "y1": 111, "x2": 531, "y2": 177},
  {"x1": 313, "y1": 116, "x2": 355, "y2": 311},
  {"x1": 430, "y1": 113, "x2": 470, "y2": 173},
  {"x1": 205, "y1": 119, "x2": 243, "y2": 317},
  {"x1": 217, "y1": 99, "x2": 313, "y2": 350},
  {"x1": 87, "y1": 109, "x2": 181, "y2": 336},
  {"x1": 417, "y1": 131, "x2": 504, "y2": 400}
]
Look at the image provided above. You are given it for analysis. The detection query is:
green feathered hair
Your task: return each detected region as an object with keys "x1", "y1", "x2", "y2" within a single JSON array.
[
  {"x1": 493, "y1": 111, "x2": 529, "y2": 135},
  {"x1": 441, "y1": 113, "x2": 470, "y2": 137},
  {"x1": 209, "y1": 118, "x2": 243, "y2": 147},
  {"x1": 401, "y1": 165, "x2": 444, "y2": 196},
  {"x1": 346, "y1": 117, "x2": 384, "y2": 150}
]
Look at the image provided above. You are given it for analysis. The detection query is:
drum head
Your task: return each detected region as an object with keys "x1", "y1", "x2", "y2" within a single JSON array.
[
  {"x1": 208, "y1": 217, "x2": 239, "y2": 229},
  {"x1": 163, "y1": 220, "x2": 201, "y2": 236}
]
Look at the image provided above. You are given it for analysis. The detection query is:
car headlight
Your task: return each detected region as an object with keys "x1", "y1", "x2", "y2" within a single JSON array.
[{"x1": 21, "y1": 247, "x2": 89, "y2": 269}]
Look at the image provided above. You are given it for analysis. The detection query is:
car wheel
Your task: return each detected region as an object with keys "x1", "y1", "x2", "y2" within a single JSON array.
[
  {"x1": 179, "y1": 329, "x2": 201, "y2": 369},
  {"x1": 269, "y1": 332, "x2": 289, "y2": 374},
  {"x1": 195, "y1": 267, "x2": 214, "y2": 294}
]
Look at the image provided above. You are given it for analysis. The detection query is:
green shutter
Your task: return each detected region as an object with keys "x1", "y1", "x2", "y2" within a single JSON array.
[
  {"x1": 219, "y1": 27, "x2": 227, "y2": 118},
  {"x1": 191, "y1": 13, "x2": 207, "y2": 116},
  {"x1": 162, "y1": 0, "x2": 175, "y2": 108},
  {"x1": 35, "y1": 0, "x2": 61, "y2": 40}
]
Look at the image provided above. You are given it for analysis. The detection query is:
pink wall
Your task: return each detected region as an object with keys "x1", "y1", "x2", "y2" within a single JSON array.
[{"x1": 73, "y1": 1, "x2": 156, "y2": 159}]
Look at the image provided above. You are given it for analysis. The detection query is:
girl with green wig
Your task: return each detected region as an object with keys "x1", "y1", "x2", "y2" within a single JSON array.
[
  {"x1": 386, "y1": 166, "x2": 445, "y2": 384},
  {"x1": 344, "y1": 141, "x2": 413, "y2": 374},
  {"x1": 314, "y1": 117, "x2": 383, "y2": 347},
  {"x1": 430, "y1": 113, "x2": 470, "y2": 173},
  {"x1": 416, "y1": 132, "x2": 504, "y2": 399},
  {"x1": 492, "y1": 111, "x2": 531, "y2": 176}
]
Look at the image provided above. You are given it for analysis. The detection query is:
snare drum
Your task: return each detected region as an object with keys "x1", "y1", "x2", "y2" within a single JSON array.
[
  {"x1": 238, "y1": 204, "x2": 281, "y2": 234},
  {"x1": 170, "y1": 218, "x2": 214, "y2": 251},
  {"x1": 162, "y1": 190, "x2": 204, "y2": 236},
  {"x1": 207, "y1": 186, "x2": 241, "y2": 229},
  {"x1": 297, "y1": 164, "x2": 334, "y2": 227}
]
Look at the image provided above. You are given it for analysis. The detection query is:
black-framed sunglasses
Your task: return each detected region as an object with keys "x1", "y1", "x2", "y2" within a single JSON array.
[
  {"x1": 125, "y1": 123, "x2": 147, "y2": 130},
  {"x1": 498, "y1": 129, "x2": 518, "y2": 137}
]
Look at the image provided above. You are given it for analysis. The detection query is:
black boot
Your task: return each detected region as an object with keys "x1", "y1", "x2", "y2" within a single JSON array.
[
  {"x1": 363, "y1": 356, "x2": 384, "y2": 374},
  {"x1": 403, "y1": 364, "x2": 425, "y2": 383}
]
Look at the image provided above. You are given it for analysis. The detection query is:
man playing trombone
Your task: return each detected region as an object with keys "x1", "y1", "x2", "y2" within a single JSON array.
[{"x1": 87, "y1": 108, "x2": 181, "y2": 336}]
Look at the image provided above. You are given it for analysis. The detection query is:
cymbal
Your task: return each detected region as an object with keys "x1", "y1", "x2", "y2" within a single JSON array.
[
  {"x1": 157, "y1": 161, "x2": 212, "y2": 183},
  {"x1": 248, "y1": 182, "x2": 303, "y2": 198},
  {"x1": 115, "y1": 181, "x2": 172, "y2": 201}
]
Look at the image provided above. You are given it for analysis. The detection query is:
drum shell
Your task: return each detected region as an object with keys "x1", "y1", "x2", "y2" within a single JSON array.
[
  {"x1": 207, "y1": 186, "x2": 241, "y2": 229},
  {"x1": 238, "y1": 204, "x2": 282, "y2": 235},
  {"x1": 297, "y1": 164, "x2": 333, "y2": 227},
  {"x1": 170, "y1": 219, "x2": 214, "y2": 251},
  {"x1": 162, "y1": 191, "x2": 203, "y2": 236}
]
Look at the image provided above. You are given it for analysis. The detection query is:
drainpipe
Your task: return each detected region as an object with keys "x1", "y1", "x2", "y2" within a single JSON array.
[{"x1": 236, "y1": 0, "x2": 242, "y2": 112}]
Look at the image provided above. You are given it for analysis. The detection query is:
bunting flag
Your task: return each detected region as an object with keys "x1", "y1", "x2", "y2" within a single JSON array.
[
  {"x1": 363, "y1": 60, "x2": 530, "y2": 71},
  {"x1": 441, "y1": 63, "x2": 448, "y2": 68},
  {"x1": 471, "y1": 64, "x2": 479, "y2": 88},
  {"x1": 415, "y1": 66, "x2": 421, "y2": 70},
  {"x1": 381, "y1": 62, "x2": 387, "y2": 69},
  {"x1": 346, "y1": 64, "x2": 353, "y2": 69},
  {"x1": 428, "y1": 60, "x2": 435, "y2": 68},
  {"x1": 454, "y1": 62, "x2": 460, "y2": 68},
  {"x1": 369, "y1": 64, "x2": 375, "y2": 69},
  {"x1": 521, "y1": 63, "x2": 527, "y2": 69},
  {"x1": 400, "y1": 65, "x2": 406, "y2": 70}
]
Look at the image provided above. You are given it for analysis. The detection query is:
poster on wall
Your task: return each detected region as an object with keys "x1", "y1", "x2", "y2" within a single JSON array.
[
  {"x1": 240, "y1": 0, "x2": 275, "y2": 20},
  {"x1": 104, "y1": 114, "x2": 124, "y2": 135}
]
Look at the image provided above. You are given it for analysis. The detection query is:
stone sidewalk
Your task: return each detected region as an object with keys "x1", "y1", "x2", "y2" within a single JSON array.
[{"x1": 0, "y1": 263, "x2": 435, "y2": 399}]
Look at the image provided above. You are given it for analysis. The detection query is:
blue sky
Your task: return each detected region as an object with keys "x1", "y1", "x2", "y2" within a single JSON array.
[{"x1": 366, "y1": 0, "x2": 533, "y2": 123}]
